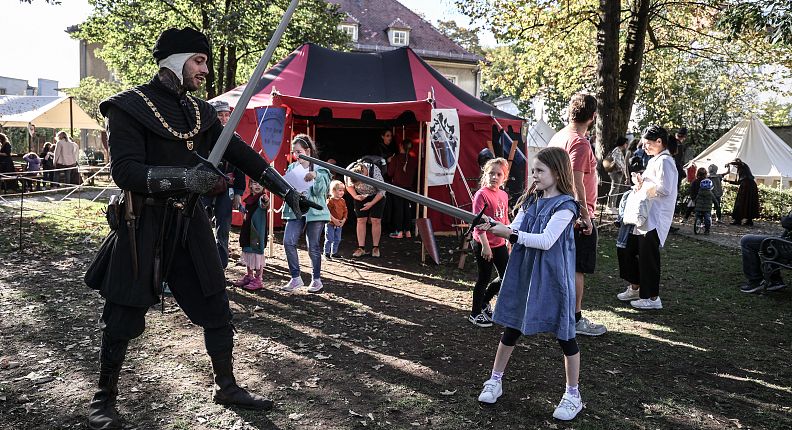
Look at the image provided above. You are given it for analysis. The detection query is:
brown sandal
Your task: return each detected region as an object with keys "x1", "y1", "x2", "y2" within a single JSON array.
[
  {"x1": 371, "y1": 246, "x2": 381, "y2": 258},
  {"x1": 352, "y1": 247, "x2": 367, "y2": 258}
]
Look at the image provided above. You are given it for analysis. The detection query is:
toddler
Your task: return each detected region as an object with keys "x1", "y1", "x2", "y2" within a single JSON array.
[
  {"x1": 234, "y1": 180, "x2": 269, "y2": 291},
  {"x1": 325, "y1": 180, "x2": 348, "y2": 258}
]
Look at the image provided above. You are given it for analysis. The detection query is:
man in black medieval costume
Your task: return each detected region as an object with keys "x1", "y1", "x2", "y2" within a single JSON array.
[{"x1": 84, "y1": 28, "x2": 318, "y2": 429}]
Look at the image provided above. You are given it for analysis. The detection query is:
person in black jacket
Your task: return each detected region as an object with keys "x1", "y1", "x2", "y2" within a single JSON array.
[{"x1": 85, "y1": 28, "x2": 317, "y2": 429}]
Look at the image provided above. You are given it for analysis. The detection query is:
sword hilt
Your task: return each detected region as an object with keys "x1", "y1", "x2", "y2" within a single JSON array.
[{"x1": 464, "y1": 203, "x2": 490, "y2": 236}]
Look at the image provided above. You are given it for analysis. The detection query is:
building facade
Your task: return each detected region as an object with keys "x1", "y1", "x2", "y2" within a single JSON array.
[{"x1": 330, "y1": 0, "x2": 484, "y2": 98}]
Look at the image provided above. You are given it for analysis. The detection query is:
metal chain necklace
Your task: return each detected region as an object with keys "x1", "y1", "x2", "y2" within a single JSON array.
[{"x1": 133, "y1": 88, "x2": 201, "y2": 150}]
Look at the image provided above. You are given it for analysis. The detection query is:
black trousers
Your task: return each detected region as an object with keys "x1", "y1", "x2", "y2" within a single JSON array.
[
  {"x1": 99, "y1": 250, "x2": 235, "y2": 358},
  {"x1": 471, "y1": 241, "x2": 509, "y2": 316},
  {"x1": 617, "y1": 229, "x2": 661, "y2": 298},
  {"x1": 389, "y1": 194, "x2": 413, "y2": 232}
]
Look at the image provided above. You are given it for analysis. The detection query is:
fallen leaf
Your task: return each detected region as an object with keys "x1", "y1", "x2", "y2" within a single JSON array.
[
  {"x1": 353, "y1": 391, "x2": 362, "y2": 397},
  {"x1": 440, "y1": 389, "x2": 457, "y2": 396},
  {"x1": 372, "y1": 364, "x2": 384, "y2": 370},
  {"x1": 315, "y1": 353, "x2": 332, "y2": 360},
  {"x1": 288, "y1": 413, "x2": 304, "y2": 421},
  {"x1": 349, "y1": 409, "x2": 362, "y2": 417},
  {"x1": 367, "y1": 413, "x2": 374, "y2": 421}
]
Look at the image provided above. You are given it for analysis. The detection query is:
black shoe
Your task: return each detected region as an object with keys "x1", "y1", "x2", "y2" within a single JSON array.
[
  {"x1": 211, "y1": 353, "x2": 274, "y2": 411},
  {"x1": 740, "y1": 283, "x2": 764, "y2": 294},
  {"x1": 87, "y1": 336, "x2": 128, "y2": 430},
  {"x1": 669, "y1": 226, "x2": 679, "y2": 233},
  {"x1": 744, "y1": 220, "x2": 754, "y2": 226},
  {"x1": 331, "y1": 253, "x2": 342, "y2": 259},
  {"x1": 766, "y1": 281, "x2": 787, "y2": 292}
]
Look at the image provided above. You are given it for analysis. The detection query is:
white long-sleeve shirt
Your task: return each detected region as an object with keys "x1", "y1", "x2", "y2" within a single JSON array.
[
  {"x1": 635, "y1": 149, "x2": 677, "y2": 246},
  {"x1": 510, "y1": 207, "x2": 575, "y2": 250}
]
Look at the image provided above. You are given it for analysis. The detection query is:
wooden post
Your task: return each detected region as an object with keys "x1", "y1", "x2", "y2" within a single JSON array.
[{"x1": 504, "y1": 139, "x2": 518, "y2": 186}]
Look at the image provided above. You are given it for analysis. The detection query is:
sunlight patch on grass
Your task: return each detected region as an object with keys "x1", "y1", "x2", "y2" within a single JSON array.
[
  {"x1": 715, "y1": 372, "x2": 792, "y2": 394},
  {"x1": 635, "y1": 331, "x2": 708, "y2": 352}
]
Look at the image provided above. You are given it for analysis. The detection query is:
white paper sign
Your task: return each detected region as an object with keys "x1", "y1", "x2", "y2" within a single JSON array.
[
  {"x1": 284, "y1": 162, "x2": 314, "y2": 194},
  {"x1": 427, "y1": 109, "x2": 460, "y2": 186}
]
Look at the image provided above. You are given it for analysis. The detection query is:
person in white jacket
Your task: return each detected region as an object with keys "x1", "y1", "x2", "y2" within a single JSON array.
[
  {"x1": 615, "y1": 125, "x2": 678, "y2": 310},
  {"x1": 53, "y1": 131, "x2": 80, "y2": 185}
]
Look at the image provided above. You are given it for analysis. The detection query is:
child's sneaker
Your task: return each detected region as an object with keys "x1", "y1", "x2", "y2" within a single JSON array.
[
  {"x1": 468, "y1": 313, "x2": 492, "y2": 327},
  {"x1": 242, "y1": 277, "x2": 263, "y2": 291},
  {"x1": 232, "y1": 274, "x2": 254, "y2": 287},
  {"x1": 552, "y1": 392, "x2": 583, "y2": 420},
  {"x1": 477, "y1": 379, "x2": 502, "y2": 405},
  {"x1": 630, "y1": 297, "x2": 663, "y2": 309},
  {"x1": 389, "y1": 231, "x2": 403, "y2": 239},
  {"x1": 307, "y1": 279, "x2": 324, "y2": 293},
  {"x1": 481, "y1": 303, "x2": 494, "y2": 322},
  {"x1": 280, "y1": 277, "x2": 304, "y2": 292}
]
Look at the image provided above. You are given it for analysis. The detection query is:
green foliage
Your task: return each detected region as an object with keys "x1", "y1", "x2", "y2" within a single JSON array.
[
  {"x1": 62, "y1": 77, "x2": 124, "y2": 127},
  {"x1": 72, "y1": 0, "x2": 349, "y2": 97},
  {"x1": 683, "y1": 182, "x2": 792, "y2": 221},
  {"x1": 719, "y1": 0, "x2": 792, "y2": 46},
  {"x1": 435, "y1": 20, "x2": 485, "y2": 57},
  {"x1": 758, "y1": 98, "x2": 792, "y2": 126}
]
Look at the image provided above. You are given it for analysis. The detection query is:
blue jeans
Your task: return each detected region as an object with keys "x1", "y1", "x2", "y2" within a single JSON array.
[
  {"x1": 696, "y1": 211, "x2": 711, "y2": 230},
  {"x1": 324, "y1": 224, "x2": 342, "y2": 254},
  {"x1": 284, "y1": 217, "x2": 324, "y2": 280},
  {"x1": 202, "y1": 193, "x2": 233, "y2": 268}
]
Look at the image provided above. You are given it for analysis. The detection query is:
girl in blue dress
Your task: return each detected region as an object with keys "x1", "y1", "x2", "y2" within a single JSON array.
[{"x1": 477, "y1": 146, "x2": 583, "y2": 421}]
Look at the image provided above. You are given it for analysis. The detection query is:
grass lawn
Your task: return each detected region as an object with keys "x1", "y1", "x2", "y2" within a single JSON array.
[{"x1": 0, "y1": 199, "x2": 790, "y2": 429}]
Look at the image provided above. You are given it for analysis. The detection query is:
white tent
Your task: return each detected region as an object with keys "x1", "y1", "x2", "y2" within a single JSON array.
[
  {"x1": 525, "y1": 118, "x2": 556, "y2": 168},
  {"x1": 688, "y1": 115, "x2": 792, "y2": 189},
  {"x1": 0, "y1": 95, "x2": 103, "y2": 130}
]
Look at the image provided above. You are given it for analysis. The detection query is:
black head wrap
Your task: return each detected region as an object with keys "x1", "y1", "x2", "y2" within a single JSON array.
[
  {"x1": 152, "y1": 28, "x2": 211, "y2": 62},
  {"x1": 642, "y1": 125, "x2": 674, "y2": 154}
]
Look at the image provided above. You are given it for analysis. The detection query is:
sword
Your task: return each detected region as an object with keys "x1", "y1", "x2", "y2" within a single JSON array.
[{"x1": 299, "y1": 155, "x2": 493, "y2": 234}]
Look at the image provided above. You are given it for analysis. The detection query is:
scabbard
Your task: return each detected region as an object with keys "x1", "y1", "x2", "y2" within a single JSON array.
[{"x1": 123, "y1": 190, "x2": 139, "y2": 279}]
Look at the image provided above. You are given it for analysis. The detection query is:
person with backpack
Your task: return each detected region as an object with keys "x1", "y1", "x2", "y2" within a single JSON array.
[{"x1": 346, "y1": 157, "x2": 386, "y2": 258}]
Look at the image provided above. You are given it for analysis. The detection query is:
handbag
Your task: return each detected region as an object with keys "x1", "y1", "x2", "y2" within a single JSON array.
[
  {"x1": 84, "y1": 230, "x2": 117, "y2": 290},
  {"x1": 603, "y1": 154, "x2": 616, "y2": 172}
]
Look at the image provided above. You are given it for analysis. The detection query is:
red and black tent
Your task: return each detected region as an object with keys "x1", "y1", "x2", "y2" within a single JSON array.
[{"x1": 213, "y1": 43, "x2": 523, "y2": 231}]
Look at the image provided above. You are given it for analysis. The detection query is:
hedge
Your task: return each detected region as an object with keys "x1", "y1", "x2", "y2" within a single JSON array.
[{"x1": 679, "y1": 181, "x2": 792, "y2": 221}]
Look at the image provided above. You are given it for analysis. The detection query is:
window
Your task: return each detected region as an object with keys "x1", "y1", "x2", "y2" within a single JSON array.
[
  {"x1": 443, "y1": 75, "x2": 458, "y2": 85},
  {"x1": 0, "y1": 88, "x2": 6, "y2": 95},
  {"x1": 340, "y1": 24, "x2": 358, "y2": 42},
  {"x1": 391, "y1": 30, "x2": 409, "y2": 46}
]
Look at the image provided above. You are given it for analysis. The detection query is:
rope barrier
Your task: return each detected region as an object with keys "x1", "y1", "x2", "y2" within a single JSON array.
[{"x1": 15, "y1": 204, "x2": 106, "y2": 226}]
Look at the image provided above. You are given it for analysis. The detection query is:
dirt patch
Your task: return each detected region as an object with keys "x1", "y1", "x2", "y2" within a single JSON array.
[{"x1": 1, "y1": 199, "x2": 791, "y2": 429}]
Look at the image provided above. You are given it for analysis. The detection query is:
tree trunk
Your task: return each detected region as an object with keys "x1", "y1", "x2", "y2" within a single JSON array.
[
  {"x1": 201, "y1": 11, "x2": 216, "y2": 99},
  {"x1": 617, "y1": 0, "x2": 651, "y2": 138},
  {"x1": 216, "y1": 46, "x2": 227, "y2": 95},
  {"x1": 595, "y1": 0, "x2": 622, "y2": 158},
  {"x1": 225, "y1": 45, "x2": 238, "y2": 92}
]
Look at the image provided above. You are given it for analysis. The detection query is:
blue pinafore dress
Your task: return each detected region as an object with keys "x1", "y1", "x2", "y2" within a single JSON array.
[{"x1": 492, "y1": 194, "x2": 579, "y2": 340}]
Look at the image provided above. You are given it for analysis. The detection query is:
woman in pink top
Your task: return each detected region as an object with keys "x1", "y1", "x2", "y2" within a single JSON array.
[{"x1": 469, "y1": 158, "x2": 511, "y2": 327}]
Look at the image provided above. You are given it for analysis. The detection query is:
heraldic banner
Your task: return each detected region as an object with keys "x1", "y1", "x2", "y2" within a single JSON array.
[
  {"x1": 426, "y1": 109, "x2": 460, "y2": 186},
  {"x1": 255, "y1": 106, "x2": 286, "y2": 162}
]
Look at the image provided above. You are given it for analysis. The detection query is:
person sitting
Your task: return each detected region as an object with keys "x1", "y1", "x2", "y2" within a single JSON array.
[
  {"x1": 23, "y1": 152, "x2": 43, "y2": 191},
  {"x1": 738, "y1": 213, "x2": 790, "y2": 293}
]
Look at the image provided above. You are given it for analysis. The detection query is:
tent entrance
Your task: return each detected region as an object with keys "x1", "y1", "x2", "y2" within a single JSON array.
[{"x1": 314, "y1": 122, "x2": 422, "y2": 173}]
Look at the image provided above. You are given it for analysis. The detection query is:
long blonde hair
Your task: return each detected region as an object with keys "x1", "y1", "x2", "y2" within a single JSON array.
[
  {"x1": 515, "y1": 147, "x2": 576, "y2": 209},
  {"x1": 479, "y1": 157, "x2": 509, "y2": 188}
]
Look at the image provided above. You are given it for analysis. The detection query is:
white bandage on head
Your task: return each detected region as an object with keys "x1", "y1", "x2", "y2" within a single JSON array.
[{"x1": 158, "y1": 52, "x2": 197, "y2": 85}]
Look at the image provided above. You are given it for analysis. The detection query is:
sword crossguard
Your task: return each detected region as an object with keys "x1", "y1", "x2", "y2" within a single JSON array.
[
  {"x1": 192, "y1": 152, "x2": 231, "y2": 183},
  {"x1": 464, "y1": 203, "x2": 490, "y2": 236}
]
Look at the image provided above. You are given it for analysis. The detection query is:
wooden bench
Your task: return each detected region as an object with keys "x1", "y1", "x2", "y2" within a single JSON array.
[{"x1": 759, "y1": 236, "x2": 792, "y2": 287}]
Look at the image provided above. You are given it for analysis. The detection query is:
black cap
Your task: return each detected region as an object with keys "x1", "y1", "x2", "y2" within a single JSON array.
[
  {"x1": 677, "y1": 127, "x2": 688, "y2": 136},
  {"x1": 152, "y1": 28, "x2": 211, "y2": 63}
]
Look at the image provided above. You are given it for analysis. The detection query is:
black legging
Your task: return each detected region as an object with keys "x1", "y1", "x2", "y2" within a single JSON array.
[
  {"x1": 501, "y1": 327, "x2": 579, "y2": 356},
  {"x1": 389, "y1": 194, "x2": 413, "y2": 233},
  {"x1": 471, "y1": 241, "x2": 508, "y2": 316}
]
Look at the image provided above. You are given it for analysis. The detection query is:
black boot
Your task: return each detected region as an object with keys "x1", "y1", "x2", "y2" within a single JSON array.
[
  {"x1": 210, "y1": 353, "x2": 273, "y2": 411},
  {"x1": 87, "y1": 335, "x2": 128, "y2": 430}
]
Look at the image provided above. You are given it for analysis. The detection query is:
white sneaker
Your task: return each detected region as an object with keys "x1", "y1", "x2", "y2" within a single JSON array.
[
  {"x1": 552, "y1": 392, "x2": 583, "y2": 420},
  {"x1": 307, "y1": 279, "x2": 324, "y2": 293},
  {"x1": 477, "y1": 379, "x2": 502, "y2": 405},
  {"x1": 617, "y1": 286, "x2": 640, "y2": 301},
  {"x1": 630, "y1": 297, "x2": 662, "y2": 309},
  {"x1": 575, "y1": 317, "x2": 607, "y2": 336},
  {"x1": 280, "y1": 277, "x2": 304, "y2": 292}
]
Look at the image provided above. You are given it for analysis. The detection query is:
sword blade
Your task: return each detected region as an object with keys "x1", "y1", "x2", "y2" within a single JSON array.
[
  {"x1": 208, "y1": 0, "x2": 300, "y2": 166},
  {"x1": 299, "y1": 155, "x2": 480, "y2": 224}
]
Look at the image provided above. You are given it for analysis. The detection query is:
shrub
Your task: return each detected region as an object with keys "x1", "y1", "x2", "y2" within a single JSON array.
[{"x1": 681, "y1": 181, "x2": 792, "y2": 221}]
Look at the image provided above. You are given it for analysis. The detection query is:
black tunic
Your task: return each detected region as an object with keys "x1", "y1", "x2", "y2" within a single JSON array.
[{"x1": 92, "y1": 76, "x2": 270, "y2": 307}]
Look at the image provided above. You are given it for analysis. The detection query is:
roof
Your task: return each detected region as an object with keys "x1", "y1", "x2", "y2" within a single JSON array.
[
  {"x1": 0, "y1": 96, "x2": 103, "y2": 130},
  {"x1": 688, "y1": 115, "x2": 792, "y2": 184},
  {"x1": 329, "y1": 0, "x2": 484, "y2": 64},
  {"x1": 212, "y1": 43, "x2": 520, "y2": 123}
]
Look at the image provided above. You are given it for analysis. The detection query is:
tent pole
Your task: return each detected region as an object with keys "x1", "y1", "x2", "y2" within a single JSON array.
[
  {"x1": 421, "y1": 121, "x2": 428, "y2": 263},
  {"x1": 69, "y1": 97, "x2": 74, "y2": 141}
]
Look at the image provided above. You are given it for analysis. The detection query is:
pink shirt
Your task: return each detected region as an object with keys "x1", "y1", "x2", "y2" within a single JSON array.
[
  {"x1": 472, "y1": 186, "x2": 509, "y2": 248},
  {"x1": 549, "y1": 127, "x2": 597, "y2": 216}
]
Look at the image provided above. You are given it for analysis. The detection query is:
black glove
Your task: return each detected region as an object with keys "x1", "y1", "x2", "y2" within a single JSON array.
[
  {"x1": 283, "y1": 189, "x2": 322, "y2": 218},
  {"x1": 185, "y1": 164, "x2": 222, "y2": 194}
]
